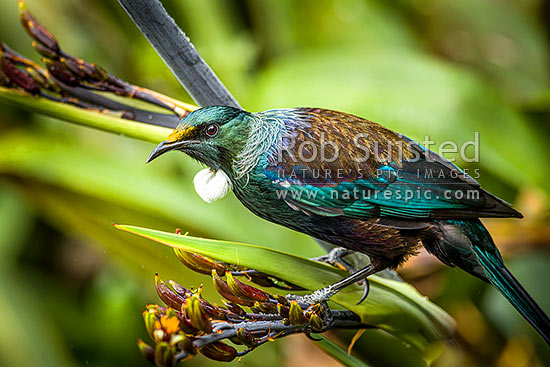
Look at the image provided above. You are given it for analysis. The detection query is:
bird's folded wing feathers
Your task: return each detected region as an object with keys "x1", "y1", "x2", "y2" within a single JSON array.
[{"x1": 262, "y1": 108, "x2": 521, "y2": 220}]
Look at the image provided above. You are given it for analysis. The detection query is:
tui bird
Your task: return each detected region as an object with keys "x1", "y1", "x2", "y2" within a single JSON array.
[{"x1": 147, "y1": 106, "x2": 550, "y2": 343}]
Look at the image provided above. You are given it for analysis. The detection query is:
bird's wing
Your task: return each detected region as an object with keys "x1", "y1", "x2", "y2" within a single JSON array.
[{"x1": 262, "y1": 108, "x2": 521, "y2": 220}]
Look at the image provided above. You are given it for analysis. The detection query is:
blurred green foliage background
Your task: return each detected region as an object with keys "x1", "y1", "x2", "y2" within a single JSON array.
[{"x1": 0, "y1": 0, "x2": 548, "y2": 366}]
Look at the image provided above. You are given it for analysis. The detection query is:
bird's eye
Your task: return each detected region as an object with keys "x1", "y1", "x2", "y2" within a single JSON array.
[{"x1": 205, "y1": 124, "x2": 219, "y2": 137}]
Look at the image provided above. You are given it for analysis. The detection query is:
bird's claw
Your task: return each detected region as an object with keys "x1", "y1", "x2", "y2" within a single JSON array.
[
  {"x1": 357, "y1": 278, "x2": 370, "y2": 305},
  {"x1": 311, "y1": 247, "x2": 356, "y2": 273}
]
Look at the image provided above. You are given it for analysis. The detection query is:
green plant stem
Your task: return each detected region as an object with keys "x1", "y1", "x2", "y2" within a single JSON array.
[
  {"x1": 312, "y1": 334, "x2": 371, "y2": 367},
  {"x1": 0, "y1": 88, "x2": 171, "y2": 144}
]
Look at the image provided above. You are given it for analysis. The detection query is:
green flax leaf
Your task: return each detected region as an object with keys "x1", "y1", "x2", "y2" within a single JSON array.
[{"x1": 115, "y1": 224, "x2": 455, "y2": 354}]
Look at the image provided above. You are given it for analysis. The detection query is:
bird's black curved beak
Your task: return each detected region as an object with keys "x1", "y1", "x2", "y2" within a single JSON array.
[{"x1": 146, "y1": 140, "x2": 190, "y2": 163}]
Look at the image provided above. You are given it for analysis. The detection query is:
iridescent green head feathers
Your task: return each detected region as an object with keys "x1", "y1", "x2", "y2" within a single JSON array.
[{"x1": 146, "y1": 105, "x2": 250, "y2": 172}]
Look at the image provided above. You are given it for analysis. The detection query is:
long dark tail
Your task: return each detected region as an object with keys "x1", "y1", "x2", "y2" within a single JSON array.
[
  {"x1": 473, "y1": 246, "x2": 550, "y2": 344},
  {"x1": 425, "y1": 219, "x2": 550, "y2": 344}
]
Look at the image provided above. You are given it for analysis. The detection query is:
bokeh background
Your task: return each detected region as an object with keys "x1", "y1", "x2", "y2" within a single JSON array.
[{"x1": 0, "y1": 0, "x2": 549, "y2": 366}]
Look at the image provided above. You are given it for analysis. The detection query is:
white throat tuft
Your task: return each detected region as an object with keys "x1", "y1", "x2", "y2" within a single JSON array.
[{"x1": 193, "y1": 168, "x2": 232, "y2": 203}]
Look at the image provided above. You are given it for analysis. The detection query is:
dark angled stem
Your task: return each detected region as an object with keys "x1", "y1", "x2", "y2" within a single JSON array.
[
  {"x1": 177, "y1": 312, "x2": 368, "y2": 362},
  {"x1": 117, "y1": 0, "x2": 241, "y2": 109}
]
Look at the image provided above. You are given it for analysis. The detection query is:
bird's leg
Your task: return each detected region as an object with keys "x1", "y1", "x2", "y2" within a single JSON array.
[
  {"x1": 311, "y1": 247, "x2": 371, "y2": 303},
  {"x1": 287, "y1": 263, "x2": 378, "y2": 305}
]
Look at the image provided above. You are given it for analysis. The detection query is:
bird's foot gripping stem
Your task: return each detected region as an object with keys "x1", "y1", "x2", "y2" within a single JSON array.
[
  {"x1": 310, "y1": 248, "x2": 374, "y2": 305},
  {"x1": 312, "y1": 247, "x2": 357, "y2": 273},
  {"x1": 287, "y1": 264, "x2": 376, "y2": 305}
]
